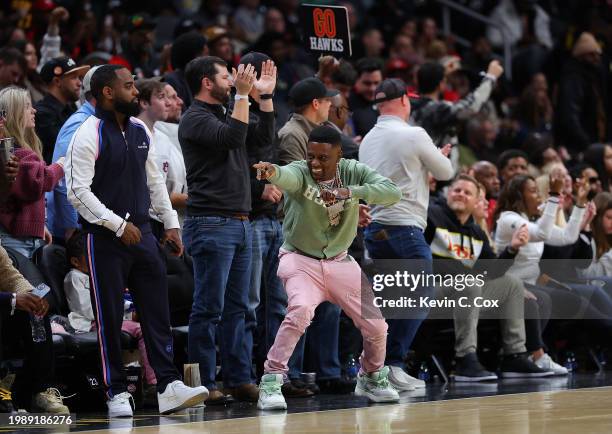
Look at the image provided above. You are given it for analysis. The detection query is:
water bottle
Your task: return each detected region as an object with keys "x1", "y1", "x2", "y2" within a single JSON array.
[
  {"x1": 418, "y1": 362, "x2": 430, "y2": 382},
  {"x1": 30, "y1": 283, "x2": 50, "y2": 343},
  {"x1": 564, "y1": 352, "x2": 576, "y2": 372},
  {"x1": 30, "y1": 314, "x2": 46, "y2": 343},
  {"x1": 346, "y1": 355, "x2": 359, "y2": 379}
]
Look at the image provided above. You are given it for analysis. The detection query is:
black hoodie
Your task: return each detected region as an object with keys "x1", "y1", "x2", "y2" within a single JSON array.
[{"x1": 424, "y1": 200, "x2": 517, "y2": 279}]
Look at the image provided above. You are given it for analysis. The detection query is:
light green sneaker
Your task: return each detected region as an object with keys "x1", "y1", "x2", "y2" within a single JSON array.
[
  {"x1": 355, "y1": 366, "x2": 400, "y2": 403},
  {"x1": 257, "y1": 374, "x2": 287, "y2": 410}
]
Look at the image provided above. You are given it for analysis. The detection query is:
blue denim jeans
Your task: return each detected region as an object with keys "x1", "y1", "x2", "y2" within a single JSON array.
[
  {"x1": 364, "y1": 223, "x2": 434, "y2": 367},
  {"x1": 0, "y1": 230, "x2": 43, "y2": 259},
  {"x1": 249, "y1": 217, "x2": 287, "y2": 378},
  {"x1": 183, "y1": 216, "x2": 253, "y2": 389}
]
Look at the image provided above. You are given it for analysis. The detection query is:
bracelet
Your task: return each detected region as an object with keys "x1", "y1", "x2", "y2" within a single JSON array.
[
  {"x1": 260, "y1": 93, "x2": 274, "y2": 100},
  {"x1": 234, "y1": 94, "x2": 249, "y2": 101},
  {"x1": 507, "y1": 246, "x2": 518, "y2": 255}
]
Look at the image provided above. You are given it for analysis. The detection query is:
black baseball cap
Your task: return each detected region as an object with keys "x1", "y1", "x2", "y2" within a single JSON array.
[
  {"x1": 40, "y1": 57, "x2": 90, "y2": 84},
  {"x1": 372, "y1": 78, "x2": 414, "y2": 104},
  {"x1": 239, "y1": 52, "x2": 271, "y2": 77},
  {"x1": 289, "y1": 77, "x2": 339, "y2": 107}
]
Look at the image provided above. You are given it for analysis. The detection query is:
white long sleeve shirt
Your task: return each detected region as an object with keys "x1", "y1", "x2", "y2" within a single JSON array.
[
  {"x1": 495, "y1": 198, "x2": 586, "y2": 284},
  {"x1": 359, "y1": 115, "x2": 454, "y2": 229}
]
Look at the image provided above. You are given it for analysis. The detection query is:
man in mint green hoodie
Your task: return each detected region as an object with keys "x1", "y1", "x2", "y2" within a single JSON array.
[{"x1": 253, "y1": 125, "x2": 402, "y2": 410}]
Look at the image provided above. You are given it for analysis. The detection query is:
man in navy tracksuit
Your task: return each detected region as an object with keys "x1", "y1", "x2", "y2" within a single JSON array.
[{"x1": 65, "y1": 65, "x2": 207, "y2": 417}]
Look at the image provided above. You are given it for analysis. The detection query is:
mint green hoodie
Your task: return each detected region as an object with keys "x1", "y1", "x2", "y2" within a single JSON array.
[{"x1": 269, "y1": 158, "x2": 401, "y2": 259}]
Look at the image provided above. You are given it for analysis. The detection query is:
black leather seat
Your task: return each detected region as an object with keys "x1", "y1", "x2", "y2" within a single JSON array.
[
  {"x1": 37, "y1": 244, "x2": 70, "y2": 316},
  {"x1": 37, "y1": 245, "x2": 137, "y2": 353},
  {"x1": 165, "y1": 251, "x2": 194, "y2": 327},
  {"x1": 4, "y1": 247, "x2": 66, "y2": 356}
]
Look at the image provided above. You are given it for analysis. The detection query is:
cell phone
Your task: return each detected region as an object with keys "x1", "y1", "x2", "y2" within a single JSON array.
[{"x1": 32, "y1": 283, "x2": 51, "y2": 298}]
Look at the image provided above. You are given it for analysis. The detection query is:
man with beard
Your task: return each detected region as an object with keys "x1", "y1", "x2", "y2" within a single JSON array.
[
  {"x1": 65, "y1": 65, "x2": 208, "y2": 417},
  {"x1": 179, "y1": 56, "x2": 275, "y2": 404},
  {"x1": 35, "y1": 56, "x2": 89, "y2": 163},
  {"x1": 348, "y1": 58, "x2": 383, "y2": 138},
  {"x1": 470, "y1": 161, "x2": 501, "y2": 231}
]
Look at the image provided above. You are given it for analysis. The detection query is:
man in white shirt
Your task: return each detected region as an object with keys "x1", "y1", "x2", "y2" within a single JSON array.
[
  {"x1": 136, "y1": 79, "x2": 188, "y2": 237},
  {"x1": 359, "y1": 78, "x2": 454, "y2": 391}
]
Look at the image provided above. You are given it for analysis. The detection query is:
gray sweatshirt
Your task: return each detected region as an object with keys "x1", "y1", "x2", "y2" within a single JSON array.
[{"x1": 359, "y1": 115, "x2": 454, "y2": 229}]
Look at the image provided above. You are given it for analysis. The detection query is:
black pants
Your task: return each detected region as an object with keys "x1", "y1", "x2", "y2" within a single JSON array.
[
  {"x1": 85, "y1": 229, "x2": 180, "y2": 398},
  {"x1": 0, "y1": 309, "x2": 53, "y2": 398},
  {"x1": 524, "y1": 286, "x2": 552, "y2": 352}
]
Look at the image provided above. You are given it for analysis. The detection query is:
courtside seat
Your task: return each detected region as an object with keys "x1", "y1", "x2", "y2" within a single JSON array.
[
  {"x1": 52, "y1": 334, "x2": 67, "y2": 357},
  {"x1": 36, "y1": 245, "x2": 138, "y2": 353},
  {"x1": 60, "y1": 330, "x2": 138, "y2": 354},
  {"x1": 37, "y1": 244, "x2": 70, "y2": 316}
]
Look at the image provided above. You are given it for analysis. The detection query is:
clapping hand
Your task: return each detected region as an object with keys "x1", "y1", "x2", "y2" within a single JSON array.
[
  {"x1": 440, "y1": 143, "x2": 452, "y2": 157},
  {"x1": 232, "y1": 63, "x2": 256, "y2": 96},
  {"x1": 510, "y1": 223, "x2": 529, "y2": 250},
  {"x1": 254, "y1": 59, "x2": 277, "y2": 95}
]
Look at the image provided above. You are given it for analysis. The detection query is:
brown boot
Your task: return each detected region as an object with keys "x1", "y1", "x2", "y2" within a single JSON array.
[
  {"x1": 205, "y1": 389, "x2": 234, "y2": 406},
  {"x1": 224, "y1": 383, "x2": 259, "y2": 402},
  {"x1": 281, "y1": 381, "x2": 314, "y2": 398}
]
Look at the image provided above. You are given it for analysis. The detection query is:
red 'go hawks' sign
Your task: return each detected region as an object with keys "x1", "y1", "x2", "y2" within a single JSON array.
[{"x1": 300, "y1": 4, "x2": 352, "y2": 57}]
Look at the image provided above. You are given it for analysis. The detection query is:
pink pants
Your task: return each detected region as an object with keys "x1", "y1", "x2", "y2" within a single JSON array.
[
  {"x1": 121, "y1": 320, "x2": 157, "y2": 385},
  {"x1": 264, "y1": 250, "x2": 388, "y2": 376}
]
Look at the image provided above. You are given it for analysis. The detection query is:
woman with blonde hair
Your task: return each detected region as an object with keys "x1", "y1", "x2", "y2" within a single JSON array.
[{"x1": 0, "y1": 86, "x2": 64, "y2": 258}]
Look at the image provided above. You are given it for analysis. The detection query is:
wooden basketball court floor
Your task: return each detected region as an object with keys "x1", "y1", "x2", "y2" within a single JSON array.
[{"x1": 5, "y1": 373, "x2": 611, "y2": 434}]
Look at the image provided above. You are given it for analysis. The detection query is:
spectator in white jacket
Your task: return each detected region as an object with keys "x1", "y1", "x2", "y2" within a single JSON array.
[
  {"x1": 494, "y1": 173, "x2": 588, "y2": 285},
  {"x1": 493, "y1": 173, "x2": 594, "y2": 375}
]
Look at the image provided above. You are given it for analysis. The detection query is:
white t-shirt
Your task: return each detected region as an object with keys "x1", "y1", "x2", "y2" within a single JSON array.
[{"x1": 150, "y1": 124, "x2": 187, "y2": 225}]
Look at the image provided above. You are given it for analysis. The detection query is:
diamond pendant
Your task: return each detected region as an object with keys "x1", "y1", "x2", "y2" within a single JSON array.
[{"x1": 326, "y1": 201, "x2": 344, "y2": 226}]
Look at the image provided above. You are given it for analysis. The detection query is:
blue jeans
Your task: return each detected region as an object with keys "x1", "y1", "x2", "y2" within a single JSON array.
[
  {"x1": 364, "y1": 223, "x2": 433, "y2": 367},
  {"x1": 0, "y1": 230, "x2": 43, "y2": 259},
  {"x1": 249, "y1": 217, "x2": 287, "y2": 378},
  {"x1": 183, "y1": 216, "x2": 253, "y2": 389}
]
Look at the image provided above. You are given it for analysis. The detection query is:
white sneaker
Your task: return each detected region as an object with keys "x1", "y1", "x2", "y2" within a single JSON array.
[
  {"x1": 158, "y1": 380, "x2": 208, "y2": 414},
  {"x1": 257, "y1": 374, "x2": 287, "y2": 410},
  {"x1": 354, "y1": 366, "x2": 400, "y2": 403},
  {"x1": 107, "y1": 392, "x2": 134, "y2": 418},
  {"x1": 530, "y1": 353, "x2": 569, "y2": 376},
  {"x1": 388, "y1": 366, "x2": 423, "y2": 391},
  {"x1": 32, "y1": 388, "x2": 70, "y2": 414}
]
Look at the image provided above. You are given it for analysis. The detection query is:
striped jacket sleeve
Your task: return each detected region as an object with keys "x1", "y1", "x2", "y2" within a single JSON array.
[{"x1": 65, "y1": 117, "x2": 128, "y2": 237}]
